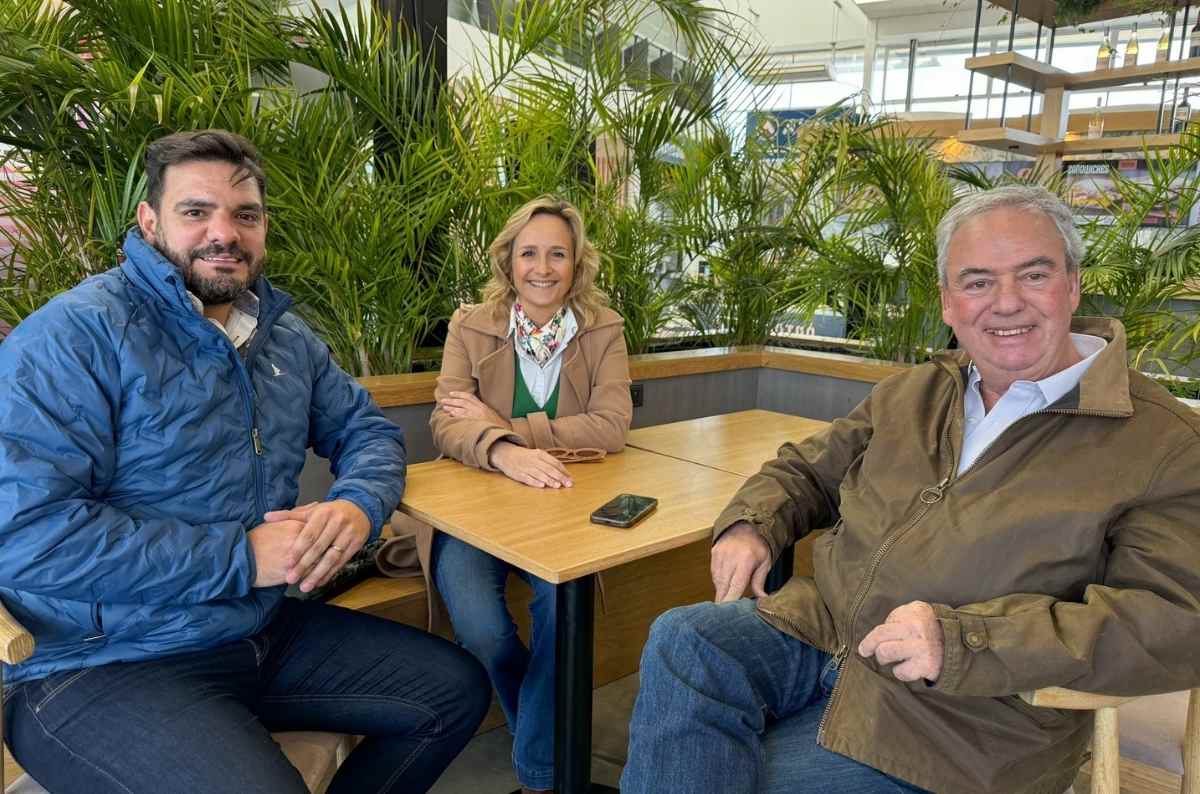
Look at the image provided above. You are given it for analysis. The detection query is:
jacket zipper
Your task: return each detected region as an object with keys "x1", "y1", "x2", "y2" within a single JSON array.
[
  {"x1": 816, "y1": 417, "x2": 957, "y2": 745},
  {"x1": 190, "y1": 300, "x2": 281, "y2": 523},
  {"x1": 815, "y1": 472, "x2": 950, "y2": 743},
  {"x1": 239, "y1": 376, "x2": 267, "y2": 520},
  {"x1": 232, "y1": 300, "x2": 288, "y2": 522}
]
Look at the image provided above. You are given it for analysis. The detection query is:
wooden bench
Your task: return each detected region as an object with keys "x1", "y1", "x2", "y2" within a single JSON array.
[{"x1": 329, "y1": 575, "x2": 428, "y2": 626}]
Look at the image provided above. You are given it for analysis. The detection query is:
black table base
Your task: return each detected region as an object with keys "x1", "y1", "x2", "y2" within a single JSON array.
[{"x1": 555, "y1": 575, "x2": 618, "y2": 793}]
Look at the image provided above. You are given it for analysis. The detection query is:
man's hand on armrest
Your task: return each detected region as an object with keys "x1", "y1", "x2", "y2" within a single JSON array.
[
  {"x1": 711, "y1": 521, "x2": 772, "y2": 603},
  {"x1": 857, "y1": 600, "x2": 943, "y2": 683}
]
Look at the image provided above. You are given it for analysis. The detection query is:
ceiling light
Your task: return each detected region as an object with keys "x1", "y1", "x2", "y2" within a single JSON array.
[{"x1": 747, "y1": 61, "x2": 836, "y2": 83}]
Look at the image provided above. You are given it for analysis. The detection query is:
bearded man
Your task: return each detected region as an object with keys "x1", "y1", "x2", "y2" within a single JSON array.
[{"x1": 0, "y1": 130, "x2": 489, "y2": 794}]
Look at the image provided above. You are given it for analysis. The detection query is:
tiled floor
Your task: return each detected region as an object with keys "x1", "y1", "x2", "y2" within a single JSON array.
[{"x1": 430, "y1": 673, "x2": 639, "y2": 793}]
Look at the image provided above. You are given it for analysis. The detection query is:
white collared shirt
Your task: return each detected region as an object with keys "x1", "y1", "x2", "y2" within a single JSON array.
[
  {"x1": 188, "y1": 290, "x2": 260, "y2": 351},
  {"x1": 958, "y1": 333, "x2": 1107, "y2": 474},
  {"x1": 508, "y1": 305, "x2": 579, "y2": 408}
]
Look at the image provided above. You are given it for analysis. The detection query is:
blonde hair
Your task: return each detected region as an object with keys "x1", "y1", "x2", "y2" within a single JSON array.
[{"x1": 481, "y1": 195, "x2": 609, "y2": 327}]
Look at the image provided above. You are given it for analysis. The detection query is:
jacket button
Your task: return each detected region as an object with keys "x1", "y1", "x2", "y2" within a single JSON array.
[{"x1": 965, "y1": 631, "x2": 985, "y2": 649}]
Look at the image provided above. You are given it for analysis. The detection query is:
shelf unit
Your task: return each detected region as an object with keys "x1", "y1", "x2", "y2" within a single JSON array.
[
  {"x1": 964, "y1": 51, "x2": 1200, "y2": 92},
  {"x1": 986, "y1": 0, "x2": 1188, "y2": 29},
  {"x1": 957, "y1": 0, "x2": 1196, "y2": 167},
  {"x1": 958, "y1": 126, "x2": 1181, "y2": 155}
]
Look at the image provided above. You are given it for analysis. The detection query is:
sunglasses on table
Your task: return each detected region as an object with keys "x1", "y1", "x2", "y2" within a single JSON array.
[{"x1": 546, "y1": 447, "x2": 607, "y2": 464}]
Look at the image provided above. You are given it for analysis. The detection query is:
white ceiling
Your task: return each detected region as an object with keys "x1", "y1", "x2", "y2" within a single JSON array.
[{"x1": 722, "y1": 0, "x2": 1017, "y2": 51}]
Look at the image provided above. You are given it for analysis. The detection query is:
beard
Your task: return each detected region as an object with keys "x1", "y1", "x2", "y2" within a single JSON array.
[{"x1": 154, "y1": 238, "x2": 265, "y2": 305}]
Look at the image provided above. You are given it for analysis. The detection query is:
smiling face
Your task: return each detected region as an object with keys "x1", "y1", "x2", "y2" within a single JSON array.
[
  {"x1": 940, "y1": 206, "x2": 1081, "y2": 404},
  {"x1": 510, "y1": 212, "x2": 574, "y2": 326},
  {"x1": 136, "y1": 159, "x2": 268, "y2": 306}
]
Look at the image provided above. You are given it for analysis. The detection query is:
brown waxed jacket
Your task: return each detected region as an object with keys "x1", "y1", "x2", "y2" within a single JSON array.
[{"x1": 713, "y1": 317, "x2": 1200, "y2": 794}]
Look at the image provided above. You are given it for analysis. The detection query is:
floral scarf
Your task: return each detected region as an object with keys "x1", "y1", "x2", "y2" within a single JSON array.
[{"x1": 513, "y1": 302, "x2": 569, "y2": 367}]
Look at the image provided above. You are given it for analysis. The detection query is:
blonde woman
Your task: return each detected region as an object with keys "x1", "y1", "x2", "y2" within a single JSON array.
[{"x1": 430, "y1": 196, "x2": 632, "y2": 793}]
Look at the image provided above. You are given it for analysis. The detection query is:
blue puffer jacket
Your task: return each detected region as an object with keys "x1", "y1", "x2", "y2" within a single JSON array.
[{"x1": 0, "y1": 230, "x2": 406, "y2": 684}]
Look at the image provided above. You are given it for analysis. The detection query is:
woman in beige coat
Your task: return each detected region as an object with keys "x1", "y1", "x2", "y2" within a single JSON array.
[{"x1": 430, "y1": 196, "x2": 632, "y2": 793}]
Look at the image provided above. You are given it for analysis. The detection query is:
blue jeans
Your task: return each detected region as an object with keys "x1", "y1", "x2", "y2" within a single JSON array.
[
  {"x1": 432, "y1": 532, "x2": 556, "y2": 790},
  {"x1": 621, "y1": 599, "x2": 931, "y2": 794},
  {"x1": 2, "y1": 598, "x2": 490, "y2": 794}
]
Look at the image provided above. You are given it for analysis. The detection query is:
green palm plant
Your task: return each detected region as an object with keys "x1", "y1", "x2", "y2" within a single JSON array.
[
  {"x1": 0, "y1": 0, "x2": 763, "y2": 366},
  {"x1": 0, "y1": 0, "x2": 295, "y2": 327},
  {"x1": 439, "y1": 0, "x2": 764, "y2": 353},
  {"x1": 1076, "y1": 131, "x2": 1200, "y2": 371},
  {"x1": 0, "y1": 0, "x2": 460, "y2": 375},
  {"x1": 663, "y1": 128, "x2": 814, "y2": 348},
  {"x1": 588, "y1": 189, "x2": 689, "y2": 355},
  {"x1": 783, "y1": 115, "x2": 955, "y2": 363}
]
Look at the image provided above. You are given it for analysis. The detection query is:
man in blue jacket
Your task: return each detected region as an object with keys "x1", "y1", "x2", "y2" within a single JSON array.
[{"x1": 0, "y1": 130, "x2": 489, "y2": 794}]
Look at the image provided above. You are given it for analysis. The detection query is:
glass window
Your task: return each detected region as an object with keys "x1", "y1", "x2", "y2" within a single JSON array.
[
  {"x1": 745, "y1": 48, "x2": 866, "y2": 112},
  {"x1": 881, "y1": 45, "x2": 910, "y2": 105},
  {"x1": 910, "y1": 40, "x2": 974, "y2": 101}
]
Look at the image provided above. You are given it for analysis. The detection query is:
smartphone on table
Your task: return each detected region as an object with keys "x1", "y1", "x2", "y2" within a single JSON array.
[{"x1": 590, "y1": 493, "x2": 657, "y2": 528}]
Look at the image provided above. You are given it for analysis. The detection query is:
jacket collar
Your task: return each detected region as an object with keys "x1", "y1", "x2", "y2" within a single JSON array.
[
  {"x1": 934, "y1": 316, "x2": 1133, "y2": 418},
  {"x1": 119, "y1": 228, "x2": 292, "y2": 322}
]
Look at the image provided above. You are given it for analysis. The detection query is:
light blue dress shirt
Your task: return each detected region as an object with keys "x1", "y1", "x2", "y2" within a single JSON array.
[{"x1": 958, "y1": 333, "x2": 1107, "y2": 475}]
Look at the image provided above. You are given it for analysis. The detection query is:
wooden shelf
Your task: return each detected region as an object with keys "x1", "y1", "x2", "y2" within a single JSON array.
[
  {"x1": 957, "y1": 126, "x2": 1053, "y2": 156},
  {"x1": 965, "y1": 51, "x2": 1068, "y2": 92},
  {"x1": 966, "y1": 52, "x2": 1200, "y2": 92},
  {"x1": 956, "y1": 127, "x2": 1183, "y2": 156},
  {"x1": 1058, "y1": 132, "x2": 1182, "y2": 153},
  {"x1": 1066, "y1": 56, "x2": 1200, "y2": 90},
  {"x1": 988, "y1": 0, "x2": 1185, "y2": 29}
]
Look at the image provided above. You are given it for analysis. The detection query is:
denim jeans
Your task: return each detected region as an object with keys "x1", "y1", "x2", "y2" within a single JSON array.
[
  {"x1": 432, "y1": 532, "x2": 556, "y2": 790},
  {"x1": 2, "y1": 597, "x2": 490, "y2": 794},
  {"x1": 621, "y1": 599, "x2": 932, "y2": 794}
]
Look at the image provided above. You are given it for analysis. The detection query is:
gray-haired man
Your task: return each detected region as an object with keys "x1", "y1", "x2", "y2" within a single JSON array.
[{"x1": 622, "y1": 185, "x2": 1200, "y2": 794}]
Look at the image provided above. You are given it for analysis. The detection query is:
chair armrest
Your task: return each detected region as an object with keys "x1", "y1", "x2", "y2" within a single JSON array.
[
  {"x1": 1185, "y1": 688, "x2": 1199, "y2": 794},
  {"x1": 0, "y1": 600, "x2": 35, "y2": 665},
  {"x1": 1019, "y1": 687, "x2": 1138, "y2": 711}
]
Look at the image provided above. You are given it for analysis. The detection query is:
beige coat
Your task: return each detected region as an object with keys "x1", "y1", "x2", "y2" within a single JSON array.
[
  {"x1": 399, "y1": 302, "x2": 633, "y2": 628},
  {"x1": 714, "y1": 317, "x2": 1200, "y2": 793},
  {"x1": 430, "y1": 303, "x2": 632, "y2": 464}
]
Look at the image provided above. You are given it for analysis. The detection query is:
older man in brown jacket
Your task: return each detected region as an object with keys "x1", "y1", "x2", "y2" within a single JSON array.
[{"x1": 621, "y1": 185, "x2": 1200, "y2": 794}]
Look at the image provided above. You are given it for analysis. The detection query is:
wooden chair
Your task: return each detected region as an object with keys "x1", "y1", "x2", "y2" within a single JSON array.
[
  {"x1": 1022, "y1": 686, "x2": 1200, "y2": 794},
  {"x1": 0, "y1": 599, "x2": 352, "y2": 794}
]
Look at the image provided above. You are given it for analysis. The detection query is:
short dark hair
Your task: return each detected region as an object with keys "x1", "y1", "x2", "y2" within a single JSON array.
[{"x1": 144, "y1": 129, "x2": 267, "y2": 210}]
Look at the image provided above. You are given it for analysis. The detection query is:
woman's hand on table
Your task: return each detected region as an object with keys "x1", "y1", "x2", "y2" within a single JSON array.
[
  {"x1": 489, "y1": 441, "x2": 574, "y2": 489},
  {"x1": 439, "y1": 391, "x2": 509, "y2": 428}
]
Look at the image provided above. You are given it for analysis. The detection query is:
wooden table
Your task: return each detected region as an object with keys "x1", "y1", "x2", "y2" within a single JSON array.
[
  {"x1": 627, "y1": 408, "x2": 830, "y2": 478},
  {"x1": 629, "y1": 409, "x2": 831, "y2": 591},
  {"x1": 400, "y1": 446, "x2": 746, "y2": 793}
]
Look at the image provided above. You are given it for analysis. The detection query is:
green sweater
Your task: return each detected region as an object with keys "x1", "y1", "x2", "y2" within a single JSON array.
[{"x1": 512, "y1": 350, "x2": 560, "y2": 419}]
